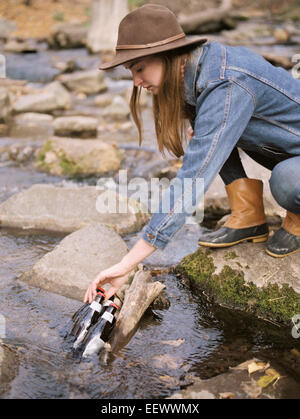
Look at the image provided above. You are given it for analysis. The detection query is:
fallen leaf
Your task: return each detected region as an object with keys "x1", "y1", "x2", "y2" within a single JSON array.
[
  {"x1": 230, "y1": 359, "x2": 260, "y2": 371},
  {"x1": 248, "y1": 361, "x2": 266, "y2": 375},
  {"x1": 161, "y1": 339, "x2": 185, "y2": 347},
  {"x1": 265, "y1": 368, "x2": 280, "y2": 378},
  {"x1": 219, "y1": 392, "x2": 235, "y2": 399},
  {"x1": 257, "y1": 374, "x2": 277, "y2": 388},
  {"x1": 152, "y1": 354, "x2": 181, "y2": 370}
]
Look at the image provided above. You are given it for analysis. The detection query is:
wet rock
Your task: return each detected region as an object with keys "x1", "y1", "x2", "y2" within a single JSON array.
[
  {"x1": 169, "y1": 359, "x2": 298, "y2": 399},
  {"x1": 177, "y1": 243, "x2": 300, "y2": 325},
  {"x1": 4, "y1": 39, "x2": 38, "y2": 53},
  {"x1": 273, "y1": 28, "x2": 291, "y2": 43},
  {"x1": 0, "y1": 183, "x2": 150, "y2": 235},
  {"x1": 0, "y1": 87, "x2": 12, "y2": 122},
  {"x1": 57, "y1": 70, "x2": 107, "y2": 95},
  {"x1": 0, "y1": 339, "x2": 19, "y2": 393},
  {"x1": 34, "y1": 137, "x2": 123, "y2": 177},
  {"x1": 262, "y1": 53, "x2": 293, "y2": 70},
  {"x1": 53, "y1": 116, "x2": 98, "y2": 138},
  {"x1": 19, "y1": 223, "x2": 129, "y2": 301},
  {"x1": 221, "y1": 21, "x2": 273, "y2": 46},
  {"x1": 94, "y1": 93, "x2": 113, "y2": 108},
  {"x1": 150, "y1": 290, "x2": 171, "y2": 310},
  {"x1": 8, "y1": 143, "x2": 35, "y2": 163},
  {"x1": 11, "y1": 112, "x2": 54, "y2": 138},
  {"x1": 48, "y1": 22, "x2": 87, "y2": 49},
  {"x1": 102, "y1": 96, "x2": 130, "y2": 121},
  {"x1": 12, "y1": 81, "x2": 71, "y2": 114}
]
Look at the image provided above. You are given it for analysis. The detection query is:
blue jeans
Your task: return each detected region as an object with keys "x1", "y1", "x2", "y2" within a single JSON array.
[{"x1": 220, "y1": 147, "x2": 300, "y2": 215}]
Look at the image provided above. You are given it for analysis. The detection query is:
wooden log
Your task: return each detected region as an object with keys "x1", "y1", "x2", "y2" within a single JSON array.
[
  {"x1": 107, "y1": 269, "x2": 165, "y2": 353},
  {"x1": 178, "y1": 0, "x2": 232, "y2": 34}
]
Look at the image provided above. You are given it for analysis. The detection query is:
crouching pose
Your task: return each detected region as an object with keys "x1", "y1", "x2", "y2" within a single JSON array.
[{"x1": 84, "y1": 4, "x2": 300, "y2": 303}]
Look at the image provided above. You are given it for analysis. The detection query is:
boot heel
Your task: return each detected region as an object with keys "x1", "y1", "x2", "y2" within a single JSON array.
[{"x1": 252, "y1": 235, "x2": 268, "y2": 243}]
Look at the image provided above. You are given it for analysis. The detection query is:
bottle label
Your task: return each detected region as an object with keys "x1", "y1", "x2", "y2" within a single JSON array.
[
  {"x1": 90, "y1": 301, "x2": 102, "y2": 313},
  {"x1": 101, "y1": 311, "x2": 114, "y2": 323}
]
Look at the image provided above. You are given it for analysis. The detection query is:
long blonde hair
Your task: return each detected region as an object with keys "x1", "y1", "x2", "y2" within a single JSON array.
[{"x1": 130, "y1": 49, "x2": 194, "y2": 158}]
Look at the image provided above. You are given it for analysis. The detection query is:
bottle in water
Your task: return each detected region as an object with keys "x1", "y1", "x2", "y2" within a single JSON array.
[{"x1": 82, "y1": 302, "x2": 118, "y2": 358}]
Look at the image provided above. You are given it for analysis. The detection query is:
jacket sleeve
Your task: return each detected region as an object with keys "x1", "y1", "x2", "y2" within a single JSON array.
[{"x1": 142, "y1": 78, "x2": 255, "y2": 250}]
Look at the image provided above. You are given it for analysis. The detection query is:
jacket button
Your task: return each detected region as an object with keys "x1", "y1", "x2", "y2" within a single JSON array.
[{"x1": 147, "y1": 233, "x2": 153, "y2": 240}]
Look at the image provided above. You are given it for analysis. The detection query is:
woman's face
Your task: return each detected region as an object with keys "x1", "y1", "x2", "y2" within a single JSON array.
[{"x1": 125, "y1": 56, "x2": 164, "y2": 95}]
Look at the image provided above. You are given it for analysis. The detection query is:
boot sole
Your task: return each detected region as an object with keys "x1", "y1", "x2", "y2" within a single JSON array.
[
  {"x1": 198, "y1": 233, "x2": 269, "y2": 248},
  {"x1": 265, "y1": 247, "x2": 300, "y2": 258}
]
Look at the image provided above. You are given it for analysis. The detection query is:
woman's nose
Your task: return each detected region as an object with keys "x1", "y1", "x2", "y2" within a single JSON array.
[{"x1": 133, "y1": 74, "x2": 143, "y2": 87}]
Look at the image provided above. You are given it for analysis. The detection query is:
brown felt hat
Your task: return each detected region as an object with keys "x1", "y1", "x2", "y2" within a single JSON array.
[{"x1": 99, "y1": 4, "x2": 207, "y2": 70}]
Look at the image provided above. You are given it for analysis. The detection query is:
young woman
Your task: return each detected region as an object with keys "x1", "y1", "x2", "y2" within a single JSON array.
[{"x1": 84, "y1": 4, "x2": 300, "y2": 304}]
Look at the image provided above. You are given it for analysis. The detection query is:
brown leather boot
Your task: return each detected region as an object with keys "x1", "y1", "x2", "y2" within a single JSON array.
[
  {"x1": 198, "y1": 178, "x2": 269, "y2": 247},
  {"x1": 266, "y1": 211, "x2": 300, "y2": 257}
]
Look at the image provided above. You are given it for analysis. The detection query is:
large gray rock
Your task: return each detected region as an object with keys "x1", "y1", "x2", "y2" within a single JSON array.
[
  {"x1": 169, "y1": 358, "x2": 300, "y2": 399},
  {"x1": 35, "y1": 137, "x2": 123, "y2": 177},
  {"x1": 0, "y1": 339, "x2": 19, "y2": 392},
  {"x1": 102, "y1": 95, "x2": 131, "y2": 121},
  {"x1": 0, "y1": 87, "x2": 12, "y2": 122},
  {"x1": 53, "y1": 116, "x2": 98, "y2": 138},
  {"x1": 57, "y1": 70, "x2": 107, "y2": 95},
  {"x1": 19, "y1": 223, "x2": 129, "y2": 301},
  {"x1": 0, "y1": 184, "x2": 149, "y2": 235},
  {"x1": 48, "y1": 22, "x2": 88, "y2": 49},
  {"x1": 177, "y1": 242, "x2": 300, "y2": 325},
  {"x1": 12, "y1": 81, "x2": 71, "y2": 114}
]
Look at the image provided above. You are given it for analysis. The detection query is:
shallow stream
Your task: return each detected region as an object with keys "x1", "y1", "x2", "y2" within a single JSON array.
[{"x1": 1, "y1": 39, "x2": 300, "y2": 399}]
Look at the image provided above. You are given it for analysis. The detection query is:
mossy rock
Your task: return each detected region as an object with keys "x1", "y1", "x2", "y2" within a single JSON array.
[
  {"x1": 35, "y1": 137, "x2": 123, "y2": 177},
  {"x1": 176, "y1": 247, "x2": 300, "y2": 325}
]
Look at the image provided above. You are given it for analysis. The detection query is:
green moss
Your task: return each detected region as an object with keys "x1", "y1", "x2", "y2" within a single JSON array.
[
  {"x1": 176, "y1": 248, "x2": 300, "y2": 325},
  {"x1": 36, "y1": 140, "x2": 52, "y2": 165},
  {"x1": 224, "y1": 251, "x2": 238, "y2": 260},
  {"x1": 59, "y1": 152, "x2": 82, "y2": 176}
]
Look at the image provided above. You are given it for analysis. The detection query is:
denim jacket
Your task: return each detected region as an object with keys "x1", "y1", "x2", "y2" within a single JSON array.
[{"x1": 142, "y1": 41, "x2": 300, "y2": 250}]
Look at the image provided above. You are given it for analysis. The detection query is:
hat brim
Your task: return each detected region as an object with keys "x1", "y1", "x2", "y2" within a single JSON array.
[{"x1": 99, "y1": 36, "x2": 207, "y2": 70}]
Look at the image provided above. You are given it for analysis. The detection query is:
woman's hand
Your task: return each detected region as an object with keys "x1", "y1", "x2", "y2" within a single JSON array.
[
  {"x1": 187, "y1": 126, "x2": 194, "y2": 143},
  {"x1": 84, "y1": 238, "x2": 156, "y2": 304},
  {"x1": 83, "y1": 262, "x2": 130, "y2": 303}
]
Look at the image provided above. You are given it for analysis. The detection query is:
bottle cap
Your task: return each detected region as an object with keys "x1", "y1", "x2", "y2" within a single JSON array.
[
  {"x1": 110, "y1": 302, "x2": 119, "y2": 310},
  {"x1": 96, "y1": 287, "x2": 105, "y2": 293},
  {"x1": 96, "y1": 291, "x2": 106, "y2": 298}
]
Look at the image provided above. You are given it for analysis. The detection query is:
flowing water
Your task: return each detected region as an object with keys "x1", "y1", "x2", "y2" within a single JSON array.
[{"x1": 1, "y1": 41, "x2": 300, "y2": 399}]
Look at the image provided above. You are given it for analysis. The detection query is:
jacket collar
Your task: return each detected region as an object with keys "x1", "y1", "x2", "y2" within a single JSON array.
[{"x1": 184, "y1": 45, "x2": 204, "y2": 106}]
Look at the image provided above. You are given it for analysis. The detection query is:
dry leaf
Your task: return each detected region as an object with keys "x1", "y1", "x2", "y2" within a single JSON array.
[
  {"x1": 257, "y1": 375, "x2": 277, "y2": 388},
  {"x1": 161, "y1": 339, "x2": 185, "y2": 347},
  {"x1": 265, "y1": 368, "x2": 280, "y2": 378},
  {"x1": 257, "y1": 368, "x2": 280, "y2": 388},
  {"x1": 230, "y1": 359, "x2": 260, "y2": 371},
  {"x1": 152, "y1": 354, "x2": 181, "y2": 370},
  {"x1": 219, "y1": 392, "x2": 235, "y2": 399},
  {"x1": 248, "y1": 361, "x2": 266, "y2": 375}
]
